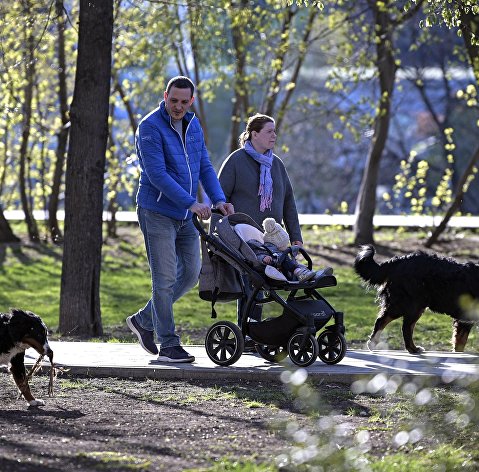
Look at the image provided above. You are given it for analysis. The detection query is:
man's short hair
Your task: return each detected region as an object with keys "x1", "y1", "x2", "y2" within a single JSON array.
[{"x1": 166, "y1": 76, "x2": 195, "y2": 97}]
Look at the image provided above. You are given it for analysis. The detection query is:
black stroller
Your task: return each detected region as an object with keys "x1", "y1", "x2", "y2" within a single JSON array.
[{"x1": 194, "y1": 211, "x2": 346, "y2": 367}]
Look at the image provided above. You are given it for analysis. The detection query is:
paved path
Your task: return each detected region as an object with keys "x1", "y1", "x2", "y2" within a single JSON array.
[{"x1": 23, "y1": 342, "x2": 479, "y2": 384}]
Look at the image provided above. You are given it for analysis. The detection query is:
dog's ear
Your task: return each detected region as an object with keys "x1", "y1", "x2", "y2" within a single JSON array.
[
  {"x1": 10, "y1": 308, "x2": 30, "y2": 318},
  {"x1": 7, "y1": 309, "x2": 32, "y2": 339}
]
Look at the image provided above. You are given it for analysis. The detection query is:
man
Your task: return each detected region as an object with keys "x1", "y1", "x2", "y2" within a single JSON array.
[{"x1": 127, "y1": 76, "x2": 234, "y2": 363}]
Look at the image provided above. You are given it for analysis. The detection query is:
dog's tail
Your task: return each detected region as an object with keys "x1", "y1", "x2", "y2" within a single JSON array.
[{"x1": 354, "y1": 244, "x2": 387, "y2": 286}]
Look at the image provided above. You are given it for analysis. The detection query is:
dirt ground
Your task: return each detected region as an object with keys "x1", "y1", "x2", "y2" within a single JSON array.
[
  {"x1": 1, "y1": 373, "x2": 477, "y2": 472},
  {"x1": 1, "y1": 230, "x2": 478, "y2": 471}
]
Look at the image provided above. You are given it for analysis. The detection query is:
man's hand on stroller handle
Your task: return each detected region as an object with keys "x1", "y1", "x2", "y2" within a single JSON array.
[
  {"x1": 190, "y1": 202, "x2": 212, "y2": 220},
  {"x1": 190, "y1": 201, "x2": 234, "y2": 220}
]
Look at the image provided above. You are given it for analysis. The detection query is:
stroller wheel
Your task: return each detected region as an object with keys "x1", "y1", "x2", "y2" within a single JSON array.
[
  {"x1": 256, "y1": 344, "x2": 288, "y2": 363},
  {"x1": 205, "y1": 321, "x2": 244, "y2": 366},
  {"x1": 287, "y1": 332, "x2": 319, "y2": 367},
  {"x1": 317, "y1": 331, "x2": 347, "y2": 365}
]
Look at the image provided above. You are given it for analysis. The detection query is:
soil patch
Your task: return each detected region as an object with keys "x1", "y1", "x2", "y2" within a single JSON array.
[{"x1": 1, "y1": 375, "x2": 476, "y2": 471}]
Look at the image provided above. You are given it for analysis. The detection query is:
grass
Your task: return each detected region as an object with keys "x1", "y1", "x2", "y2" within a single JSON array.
[
  {"x1": 184, "y1": 461, "x2": 276, "y2": 472},
  {"x1": 0, "y1": 222, "x2": 477, "y2": 350},
  {"x1": 76, "y1": 451, "x2": 151, "y2": 470},
  {"x1": 369, "y1": 446, "x2": 476, "y2": 471}
]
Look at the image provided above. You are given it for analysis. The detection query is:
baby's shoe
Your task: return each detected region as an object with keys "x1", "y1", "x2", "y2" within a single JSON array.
[
  {"x1": 314, "y1": 267, "x2": 334, "y2": 279},
  {"x1": 293, "y1": 266, "x2": 316, "y2": 282},
  {"x1": 265, "y1": 265, "x2": 288, "y2": 281}
]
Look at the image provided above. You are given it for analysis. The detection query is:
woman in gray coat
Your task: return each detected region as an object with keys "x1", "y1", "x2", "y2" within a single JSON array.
[
  {"x1": 218, "y1": 113, "x2": 302, "y2": 245},
  {"x1": 218, "y1": 113, "x2": 303, "y2": 347}
]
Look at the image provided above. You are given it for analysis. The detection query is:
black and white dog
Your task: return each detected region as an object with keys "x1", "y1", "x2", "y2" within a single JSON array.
[
  {"x1": 0, "y1": 308, "x2": 53, "y2": 405},
  {"x1": 354, "y1": 245, "x2": 478, "y2": 354}
]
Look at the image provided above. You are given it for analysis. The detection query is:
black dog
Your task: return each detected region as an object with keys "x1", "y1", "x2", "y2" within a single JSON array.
[
  {"x1": 354, "y1": 245, "x2": 477, "y2": 354},
  {"x1": 0, "y1": 308, "x2": 53, "y2": 405}
]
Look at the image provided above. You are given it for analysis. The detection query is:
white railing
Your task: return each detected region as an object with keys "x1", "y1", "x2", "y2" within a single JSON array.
[
  {"x1": 298, "y1": 213, "x2": 479, "y2": 228},
  {"x1": 4, "y1": 210, "x2": 479, "y2": 228}
]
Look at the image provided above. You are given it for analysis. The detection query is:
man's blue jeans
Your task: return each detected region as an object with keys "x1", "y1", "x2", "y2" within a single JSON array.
[{"x1": 134, "y1": 207, "x2": 201, "y2": 348}]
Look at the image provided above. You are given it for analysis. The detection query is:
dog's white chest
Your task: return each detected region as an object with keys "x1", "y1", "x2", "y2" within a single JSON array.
[{"x1": 0, "y1": 343, "x2": 27, "y2": 366}]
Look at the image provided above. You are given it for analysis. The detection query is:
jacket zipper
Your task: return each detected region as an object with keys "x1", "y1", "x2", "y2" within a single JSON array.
[{"x1": 168, "y1": 115, "x2": 194, "y2": 219}]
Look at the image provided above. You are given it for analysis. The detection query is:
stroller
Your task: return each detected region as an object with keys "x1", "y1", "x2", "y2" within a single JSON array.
[{"x1": 194, "y1": 211, "x2": 346, "y2": 368}]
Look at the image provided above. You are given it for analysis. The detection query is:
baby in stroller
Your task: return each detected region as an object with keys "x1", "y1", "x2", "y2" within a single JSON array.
[{"x1": 241, "y1": 217, "x2": 333, "y2": 283}]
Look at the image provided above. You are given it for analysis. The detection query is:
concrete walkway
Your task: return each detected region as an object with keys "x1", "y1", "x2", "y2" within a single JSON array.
[{"x1": 24, "y1": 341, "x2": 479, "y2": 384}]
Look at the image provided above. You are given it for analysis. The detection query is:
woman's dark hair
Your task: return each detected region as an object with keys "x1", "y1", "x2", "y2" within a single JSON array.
[
  {"x1": 166, "y1": 76, "x2": 195, "y2": 97},
  {"x1": 239, "y1": 113, "x2": 275, "y2": 147}
]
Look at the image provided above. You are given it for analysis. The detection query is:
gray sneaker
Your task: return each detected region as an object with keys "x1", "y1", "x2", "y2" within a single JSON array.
[
  {"x1": 157, "y1": 345, "x2": 195, "y2": 363},
  {"x1": 294, "y1": 266, "x2": 316, "y2": 282},
  {"x1": 126, "y1": 316, "x2": 158, "y2": 355}
]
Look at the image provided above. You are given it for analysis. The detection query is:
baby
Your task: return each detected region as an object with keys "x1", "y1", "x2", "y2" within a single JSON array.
[{"x1": 247, "y1": 218, "x2": 333, "y2": 282}]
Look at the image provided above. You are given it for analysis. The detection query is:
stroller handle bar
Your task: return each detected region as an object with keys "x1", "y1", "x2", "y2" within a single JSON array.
[
  {"x1": 191, "y1": 209, "x2": 223, "y2": 239},
  {"x1": 295, "y1": 246, "x2": 313, "y2": 270}
]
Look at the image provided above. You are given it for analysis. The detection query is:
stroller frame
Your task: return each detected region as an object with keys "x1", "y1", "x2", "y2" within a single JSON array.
[{"x1": 194, "y1": 212, "x2": 346, "y2": 367}]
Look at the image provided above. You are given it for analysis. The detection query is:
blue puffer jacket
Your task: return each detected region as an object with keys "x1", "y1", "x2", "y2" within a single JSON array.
[{"x1": 135, "y1": 101, "x2": 225, "y2": 220}]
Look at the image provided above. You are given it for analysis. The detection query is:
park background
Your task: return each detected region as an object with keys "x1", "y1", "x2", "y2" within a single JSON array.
[
  {"x1": 0, "y1": 1, "x2": 478, "y2": 341},
  {"x1": 0, "y1": 2, "x2": 479, "y2": 471}
]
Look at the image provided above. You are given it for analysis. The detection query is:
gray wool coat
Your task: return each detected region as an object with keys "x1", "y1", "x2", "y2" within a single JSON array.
[{"x1": 218, "y1": 148, "x2": 302, "y2": 243}]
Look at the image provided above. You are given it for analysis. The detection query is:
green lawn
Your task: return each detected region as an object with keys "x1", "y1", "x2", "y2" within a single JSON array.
[
  {"x1": 0, "y1": 223, "x2": 476, "y2": 350},
  {"x1": 1, "y1": 223, "x2": 478, "y2": 472}
]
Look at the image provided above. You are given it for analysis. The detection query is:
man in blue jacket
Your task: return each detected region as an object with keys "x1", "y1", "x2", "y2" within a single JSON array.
[{"x1": 127, "y1": 76, "x2": 234, "y2": 363}]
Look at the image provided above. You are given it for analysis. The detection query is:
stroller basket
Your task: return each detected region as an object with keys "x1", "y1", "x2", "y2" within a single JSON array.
[{"x1": 247, "y1": 312, "x2": 302, "y2": 346}]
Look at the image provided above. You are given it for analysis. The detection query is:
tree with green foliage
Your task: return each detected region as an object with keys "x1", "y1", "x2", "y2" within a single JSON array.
[
  {"x1": 0, "y1": 1, "x2": 77, "y2": 243},
  {"x1": 18, "y1": 0, "x2": 41, "y2": 242},
  {"x1": 353, "y1": 0, "x2": 424, "y2": 245},
  {"x1": 422, "y1": 0, "x2": 479, "y2": 246},
  {"x1": 59, "y1": 0, "x2": 113, "y2": 337},
  {"x1": 47, "y1": 0, "x2": 71, "y2": 244}
]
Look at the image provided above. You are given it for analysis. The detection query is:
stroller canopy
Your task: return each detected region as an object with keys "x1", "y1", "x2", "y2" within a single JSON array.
[{"x1": 214, "y1": 213, "x2": 265, "y2": 267}]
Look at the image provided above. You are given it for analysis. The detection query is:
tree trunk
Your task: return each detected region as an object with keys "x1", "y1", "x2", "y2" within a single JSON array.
[
  {"x1": 59, "y1": 0, "x2": 113, "y2": 337},
  {"x1": 264, "y1": 7, "x2": 295, "y2": 117},
  {"x1": 275, "y1": 7, "x2": 318, "y2": 133},
  {"x1": 424, "y1": 8, "x2": 479, "y2": 248},
  {"x1": 19, "y1": 0, "x2": 40, "y2": 243},
  {"x1": 187, "y1": 0, "x2": 209, "y2": 145},
  {"x1": 459, "y1": 7, "x2": 479, "y2": 84},
  {"x1": 353, "y1": 2, "x2": 396, "y2": 245},
  {"x1": 0, "y1": 207, "x2": 20, "y2": 243},
  {"x1": 48, "y1": 0, "x2": 70, "y2": 244},
  {"x1": 425, "y1": 146, "x2": 479, "y2": 248},
  {"x1": 106, "y1": 103, "x2": 118, "y2": 239},
  {"x1": 229, "y1": 0, "x2": 249, "y2": 153},
  {"x1": 114, "y1": 77, "x2": 138, "y2": 135},
  {"x1": 0, "y1": 126, "x2": 16, "y2": 242}
]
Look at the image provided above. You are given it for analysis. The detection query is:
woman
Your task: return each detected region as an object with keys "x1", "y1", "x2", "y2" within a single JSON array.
[
  {"x1": 218, "y1": 113, "x2": 302, "y2": 245},
  {"x1": 218, "y1": 113, "x2": 303, "y2": 346}
]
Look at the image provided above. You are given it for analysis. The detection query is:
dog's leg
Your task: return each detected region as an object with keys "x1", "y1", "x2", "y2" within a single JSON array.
[
  {"x1": 10, "y1": 353, "x2": 45, "y2": 406},
  {"x1": 452, "y1": 319, "x2": 473, "y2": 352},
  {"x1": 367, "y1": 314, "x2": 396, "y2": 350},
  {"x1": 402, "y1": 311, "x2": 425, "y2": 354}
]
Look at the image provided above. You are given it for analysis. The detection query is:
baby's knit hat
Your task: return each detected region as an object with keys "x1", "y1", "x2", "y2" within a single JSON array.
[{"x1": 262, "y1": 218, "x2": 290, "y2": 251}]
